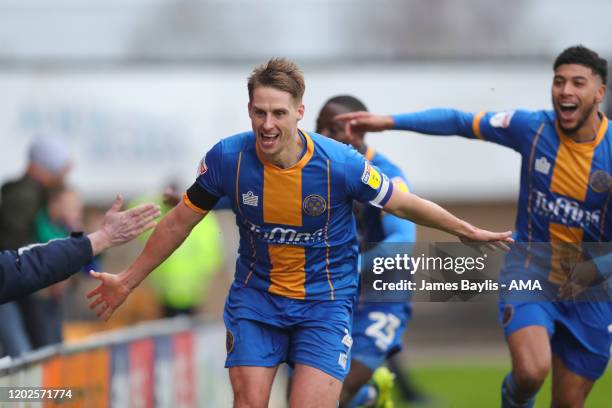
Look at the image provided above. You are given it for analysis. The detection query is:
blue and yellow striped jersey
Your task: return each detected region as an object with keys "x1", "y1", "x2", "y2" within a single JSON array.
[
  {"x1": 186, "y1": 130, "x2": 394, "y2": 300},
  {"x1": 471, "y1": 110, "x2": 610, "y2": 245},
  {"x1": 393, "y1": 109, "x2": 612, "y2": 283}
]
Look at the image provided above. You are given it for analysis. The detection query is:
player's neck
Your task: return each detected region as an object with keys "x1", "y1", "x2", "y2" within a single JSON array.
[
  {"x1": 564, "y1": 111, "x2": 603, "y2": 143},
  {"x1": 266, "y1": 131, "x2": 304, "y2": 169}
]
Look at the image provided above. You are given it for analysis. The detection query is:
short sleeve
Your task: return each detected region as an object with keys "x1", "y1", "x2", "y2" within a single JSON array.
[
  {"x1": 185, "y1": 142, "x2": 225, "y2": 212},
  {"x1": 344, "y1": 148, "x2": 394, "y2": 208},
  {"x1": 194, "y1": 141, "x2": 225, "y2": 197}
]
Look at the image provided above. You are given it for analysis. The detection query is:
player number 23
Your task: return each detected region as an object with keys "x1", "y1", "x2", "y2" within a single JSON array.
[{"x1": 365, "y1": 312, "x2": 401, "y2": 352}]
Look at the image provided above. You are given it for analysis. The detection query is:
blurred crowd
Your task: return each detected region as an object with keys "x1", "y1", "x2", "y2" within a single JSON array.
[{"x1": 0, "y1": 136, "x2": 227, "y2": 358}]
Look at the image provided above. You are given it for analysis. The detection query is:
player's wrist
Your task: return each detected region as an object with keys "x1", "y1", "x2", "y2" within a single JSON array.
[
  {"x1": 455, "y1": 221, "x2": 477, "y2": 240},
  {"x1": 119, "y1": 268, "x2": 142, "y2": 291}
]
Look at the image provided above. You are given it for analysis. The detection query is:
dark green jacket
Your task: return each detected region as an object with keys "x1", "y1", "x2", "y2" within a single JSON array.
[{"x1": 0, "y1": 177, "x2": 46, "y2": 250}]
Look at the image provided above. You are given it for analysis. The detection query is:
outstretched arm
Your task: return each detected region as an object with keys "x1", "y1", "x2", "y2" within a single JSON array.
[
  {"x1": 336, "y1": 109, "x2": 530, "y2": 152},
  {"x1": 383, "y1": 188, "x2": 513, "y2": 250},
  {"x1": 0, "y1": 237, "x2": 93, "y2": 304},
  {"x1": 87, "y1": 201, "x2": 205, "y2": 320},
  {"x1": 0, "y1": 196, "x2": 160, "y2": 304},
  {"x1": 335, "y1": 109, "x2": 476, "y2": 137}
]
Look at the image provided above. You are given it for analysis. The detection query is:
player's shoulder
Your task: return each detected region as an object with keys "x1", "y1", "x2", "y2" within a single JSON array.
[
  {"x1": 490, "y1": 108, "x2": 542, "y2": 122},
  {"x1": 216, "y1": 130, "x2": 256, "y2": 154},
  {"x1": 529, "y1": 110, "x2": 561, "y2": 131},
  {"x1": 486, "y1": 109, "x2": 552, "y2": 131},
  {"x1": 514, "y1": 109, "x2": 553, "y2": 125},
  {"x1": 197, "y1": 131, "x2": 255, "y2": 172},
  {"x1": 306, "y1": 130, "x2": 360, "y2": 162},
  {"x1": 533, "y1": 109, "x2": 556, "y2": 124}
]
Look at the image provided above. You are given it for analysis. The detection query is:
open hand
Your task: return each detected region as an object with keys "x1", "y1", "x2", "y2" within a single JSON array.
[
  {"x1": 98, "y1": 195, "x2": 160, "y2": 246},
  {"x1": 460, "y1": 228, "x2": 514, "y2": 252},
  {"x1": 334, "y1": 111, "x2": 394, "y2": 135},
  {"x1": 87, "y1": 270, "x2": 131, "y2": 321}
]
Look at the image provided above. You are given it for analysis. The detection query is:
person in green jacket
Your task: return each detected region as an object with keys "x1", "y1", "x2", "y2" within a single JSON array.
[{"x1": 132, "y1": 184, "x2": 225, "y2": 317}]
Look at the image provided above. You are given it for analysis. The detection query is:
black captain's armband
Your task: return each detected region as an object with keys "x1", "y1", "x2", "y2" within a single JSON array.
[{"x1": 185, "y1": 182, "x2": 220, "y2": 211}]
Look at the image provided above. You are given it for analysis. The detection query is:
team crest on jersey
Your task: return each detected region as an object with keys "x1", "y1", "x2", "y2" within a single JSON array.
[
  {"x1": 361, "y1": 163, "x2": 382, "y2": 189},
  {"x1": 589, "y1": 170, "x2": 612, "y2": 193},
  {"x1": 489, "y1": 111, "x2": 515, "y2": 128},
  {"x1": 197, "y1": 157, "x2": 208, "y2": 176},
  {"x1": 303, "y1": 194, "x2": 327, "y2": 216}
]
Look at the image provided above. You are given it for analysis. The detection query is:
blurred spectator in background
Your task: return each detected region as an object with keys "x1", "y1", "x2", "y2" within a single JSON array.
[
  {"x1": 0, "y1": 135, "x2": 71, "y2": 357},
  {"x1": 132, "y1": 183, "x2": 225, "y2": 317},
  {"x1": 22, "y1": 186, "x2": 84, "y2": 348}
]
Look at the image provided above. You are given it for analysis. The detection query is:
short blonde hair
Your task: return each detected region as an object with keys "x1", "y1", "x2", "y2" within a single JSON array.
[{"x1": 247, "y1": 58, "x2": 305, "y2": 103}]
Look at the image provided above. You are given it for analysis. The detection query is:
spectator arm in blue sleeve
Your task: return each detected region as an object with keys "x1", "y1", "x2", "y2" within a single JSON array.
[{"x1": 0, "y1": 236, "x2": 93, "y2": 304}]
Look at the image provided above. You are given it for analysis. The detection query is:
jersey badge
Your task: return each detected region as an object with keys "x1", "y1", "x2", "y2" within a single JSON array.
[
  {"x1": 589, "y1": 170, "x2": 611, "y2": 193},
  {"x1": 361, "y1": 163, "x2": 382, "y2": 189},
  {"x1": 303, "y1": 194, "x2": 327, "y2": 217},
  {"x1": 197, "y1": 157, "x2": 207, "y2": 176},
  {"x1": 489, "y1": 111, "x2": 515, "y2": 128},
  {"x1": 535, "y1": 156, "x2": 551, "y2": 175},
  {"x1": 242, "y1": 191, "x2": 259, "y2": 207}
]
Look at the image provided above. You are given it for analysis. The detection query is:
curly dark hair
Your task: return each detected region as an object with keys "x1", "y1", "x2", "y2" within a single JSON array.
[{"x1": 554, "y1": 45, "x2": 608, "y2": 84}]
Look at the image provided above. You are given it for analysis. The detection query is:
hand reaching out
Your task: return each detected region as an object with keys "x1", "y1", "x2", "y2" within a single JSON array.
[
  {"x1": 88, "y1": 195, "x2": 161, "y2": 255},
  {"x1": 87, "y1": 270, "x2": 132, "y2": 321}
]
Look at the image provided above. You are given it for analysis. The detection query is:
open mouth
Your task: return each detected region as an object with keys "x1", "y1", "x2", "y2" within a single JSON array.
[
  {"x1": 259, "y1": 133, "x2": 279, "y2": 148},
  {"x1": 559, "y1": 102, "x2": 578, "y2": 117}
]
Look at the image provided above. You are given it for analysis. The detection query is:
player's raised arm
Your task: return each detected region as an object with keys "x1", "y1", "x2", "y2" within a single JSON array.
[
  {"x1": 336, "y1": 109, "x2": 474, "y2": 136},
  {"x1": 344, "y1": 147, "x2": 512, "y2": 250},
  {"x1": 335, "y1": 111, "x2": 395, "y2": 133},
  {"x1": 383, "y1": 187, "x2": 513, "y2": 251},
  {"x1": 88, "y1": 137, "x2": 227, "y2": 321},
  {"x1": 336, "y1": 108, "x2": 532, "y2": 152},
  {"x1": 87, "y1": 200, "x2": 206, "y2": 320}
]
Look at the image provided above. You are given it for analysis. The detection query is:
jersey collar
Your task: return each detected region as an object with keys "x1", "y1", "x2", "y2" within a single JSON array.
[
  {"x1": 255, "y1": 129, "x2": 315, "y2": 172},
  {"x1": 555, "y1": 113, "x2": 608, "y2": 152}
]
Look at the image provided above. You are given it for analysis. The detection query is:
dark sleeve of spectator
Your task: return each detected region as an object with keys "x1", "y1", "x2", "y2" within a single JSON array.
[{"x1": 0, "y1": 236, "x2": 93, "y2": 304}]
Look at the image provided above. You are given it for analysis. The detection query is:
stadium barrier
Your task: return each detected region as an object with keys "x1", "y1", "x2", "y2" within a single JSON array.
[{"x1": 0, "y1": 317, "x2": 288, "y2": 407}]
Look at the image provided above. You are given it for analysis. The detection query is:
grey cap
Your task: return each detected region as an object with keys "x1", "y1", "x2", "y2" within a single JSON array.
[{"x1": 28, "y1": 135, "x2": 71, "y2": 175}]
